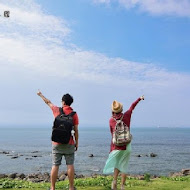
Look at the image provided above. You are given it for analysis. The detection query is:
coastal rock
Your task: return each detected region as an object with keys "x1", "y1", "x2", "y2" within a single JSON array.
[
  {"x1": 8, "y1": 173, "x2": 17, "y2": 179},
  {"x1": 170, "y1": 172, "x2": 183, "y2": 177},
  {"x1": 32, "y1": 155, "x2": 42, "y2": 158},
  {"x1": 58, "y1": 171, "x2": 67, "y2": 177},
  {"x1": 31, "y1": 151, "x2": 39, "y2": 153},
  {"x1": 26, "y1": 173, "x2": 46, "y2": 183},
  {"x1": 170, "y1": 169, "x2": 190, "y2": 177},
  {"x1": 0, "y1": 151, "x2": 9, "y2": 154},
  {"x1": 137, "y1": 175, "x2": 145, "y2": 180},
  {"x1": 59, "y1": 173, "x2": 66, "y2": 181},
  {"x1": 89, "y1": 154, "x2": 94, "y2": 157},
  {"x1": 11, "y1": 156, "x2": 19, "y2": 159},
  {"x1": 0, "y1": 174, "x2": 7, "y2": 178},
  {"x1": 16, "y1": 173, "x2": 25, "y2": 179},
  {"x1": 150, "y1": 153, "x2": 157, "y2": 157},
  {"x1": 76, "y1": 174, "x2": 85, "y2": 178},
  {"x1": 181, "y1": 169, "x2": 190, "y2": 176},
  {"x1": 136, "y1": 154, "x2": 142, "y2": 157}
]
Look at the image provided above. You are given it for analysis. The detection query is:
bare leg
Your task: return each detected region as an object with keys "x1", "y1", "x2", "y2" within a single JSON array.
[
  {"x1": 112, "y1": 168, "x2": 120, "y2": 190},
  {"x1": 51, "y1": 165, "x2": 59, "y2": 190},
  {"x1": 121, "y1": 173, "x2": 127, "y2": 190},
  {"x1": 67, "y1": 165, "x2": 75, "y2": 190}
]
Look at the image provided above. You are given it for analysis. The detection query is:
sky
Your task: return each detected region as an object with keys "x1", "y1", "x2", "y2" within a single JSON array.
[{"x1": 0, "y1": 0, "x2": 190, "y2": 128}]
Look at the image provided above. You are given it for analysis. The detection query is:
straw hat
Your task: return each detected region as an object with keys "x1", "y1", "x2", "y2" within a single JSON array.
[{"x1": 111, "y1": 100, "x2": 123, "y2": 113}]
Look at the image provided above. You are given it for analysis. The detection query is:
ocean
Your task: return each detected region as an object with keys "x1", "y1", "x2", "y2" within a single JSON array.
[{"x1": 0, "y1": 127, "x2": 190, "y2": 176}]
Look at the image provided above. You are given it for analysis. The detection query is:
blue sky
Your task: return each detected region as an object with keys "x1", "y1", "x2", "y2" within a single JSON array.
[{"x1": 0, "y1": 0, "x2": 190, "y2": 128}]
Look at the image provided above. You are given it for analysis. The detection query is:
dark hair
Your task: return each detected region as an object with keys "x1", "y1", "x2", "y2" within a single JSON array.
[{"x1": 62, "y1": 93, "x2": 73, "y2": 106}]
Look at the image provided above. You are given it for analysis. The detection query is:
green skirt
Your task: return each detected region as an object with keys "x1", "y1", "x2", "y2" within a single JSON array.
[{"x1": 103, "y1": 143, "x2": 131, "y2": 174}]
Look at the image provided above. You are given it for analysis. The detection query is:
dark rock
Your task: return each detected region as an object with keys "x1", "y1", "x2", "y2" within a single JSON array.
[
  {"x1": 0, "y1": 174, "x2": 7, "y2": 178},
  {"x1": 59, "y1": 173, "x2": 66, "y2": 181},
  {"x1": 16, "y1": 173, "x2": 25, "y2": 179},
  {"x1": 32, "y1": 155, "x2": 42, "y2": 158},
  {"x1": 8, "y1": 173, "x2": 17, "y2": 179},
  {"x1": 181, "y1": 169, "x2": 190, "y2": 176},
  {"x1": 31, "y1": 151, "x2": 39, "y2": 153},
  {"x1": 0, "y1": 151, "x2": 9, "y2": 154},
  {"x1": 27, "y1": 173, "x2": 37, "y2": 179},
  {"x1": 170, "y1": 169, "x2": 190, "y2": 177},
  {"x1": 150, "y1": 153, "x2": 157, "y2": 157},
  {"x1": 44, "y1": 172, "x2": 50, "y2": 177},
  {"x1": 137, "y1": 154, "x2": 142, "y2": 157},
  {"x1": 11, "y1": 156, "x2": 19, "y2": 159},
  {"x1": 25, "y1": 158, "x2": 32, "y2": 160},
  {"x1": 89, "y1": 154, "x2": 94, "y2": 157},
  {"x1": 76, "y1": 174, "x2": 85, "y2": 178}
]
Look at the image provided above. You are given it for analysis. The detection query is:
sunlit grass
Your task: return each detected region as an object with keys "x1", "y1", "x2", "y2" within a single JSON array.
[{"x1": 1, "y1": 175, "x2": 190, "y2": 190}]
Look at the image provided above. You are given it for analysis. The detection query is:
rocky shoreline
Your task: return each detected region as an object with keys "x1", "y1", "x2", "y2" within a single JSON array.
[{"x1": 0, "y1": 169, "x2": 189, "y2": 183}]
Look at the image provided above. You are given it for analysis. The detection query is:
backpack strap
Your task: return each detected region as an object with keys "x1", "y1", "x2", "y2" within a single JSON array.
[
  {"x1": 113, "y1": 114, "x2": 125, "y2": 130},
  {"x1": 59, "y1": 107, "x2": 76, "y2": 117},
  {"x1": 68, "y1": 111, "x2": 76, "y2": 117},
  {"x1": 67, "y1": 111, "x2": 76, "y2": 130},
  {"x1": 113, "y1": 113, "x2": 124, "y2": 121},
  {"x1": 59, "y1": 107, "x2": 65, "y2": 115}
]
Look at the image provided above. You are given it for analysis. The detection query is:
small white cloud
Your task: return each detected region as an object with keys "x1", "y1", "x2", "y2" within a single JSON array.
[
  {"x1": 93, "y1": 0, "x2": 111, "y2": 4},
  {"x1": 94, "y1": 0, "x2": 190, "y2": 17}
]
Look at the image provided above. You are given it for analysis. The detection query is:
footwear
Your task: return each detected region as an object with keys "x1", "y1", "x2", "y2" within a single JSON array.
[
  {"x1": 111, "y1": 180, "x2": 117, "y2": 190},
  {"x1": 69, "y1": 187, "x2": 77, "y2": 190}
]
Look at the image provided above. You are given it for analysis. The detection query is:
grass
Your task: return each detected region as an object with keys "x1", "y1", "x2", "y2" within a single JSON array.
[{"x1": 0, "y1": 175, "x2": 190, "y2": 190}]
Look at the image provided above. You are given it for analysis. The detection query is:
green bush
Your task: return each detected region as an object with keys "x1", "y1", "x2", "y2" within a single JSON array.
[{"x1": 144, "y1": 173, "x2": 151, "y2": 182}]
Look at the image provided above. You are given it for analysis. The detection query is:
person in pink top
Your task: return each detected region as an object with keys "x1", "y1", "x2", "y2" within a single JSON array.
[
  {"x1": 103, "y1": 95, "x2": 144, "y2": 190},
  {"x1": 37, "y1": 90, "x2": 79, "y2": 190}
]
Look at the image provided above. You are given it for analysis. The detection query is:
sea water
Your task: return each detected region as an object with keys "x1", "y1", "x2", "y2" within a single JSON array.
[{"x1": 0, "y1": 127, "x2": 190, "y2": 176}]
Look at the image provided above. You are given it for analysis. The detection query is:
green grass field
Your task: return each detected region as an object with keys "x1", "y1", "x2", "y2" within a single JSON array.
[{"x1": 1, "y1": 175, "x2": 190, "y2": 190}]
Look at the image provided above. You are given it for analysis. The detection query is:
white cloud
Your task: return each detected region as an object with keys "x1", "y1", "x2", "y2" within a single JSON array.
[
  {"x1": 94, "y1": 0, "x2": 190, "y2": 17},
  {"x1": 0, "y1": 0, "x2": 190, "y2": 127},
  {"x1": 0, "y1": 0, "x2": 190, "y2": 88},
  {"x1": 93, "y1": 0, "x2": 111, "y2": 4},
  {"x1": 0, "y1": 0, "x2": 70, "y2": 44}
]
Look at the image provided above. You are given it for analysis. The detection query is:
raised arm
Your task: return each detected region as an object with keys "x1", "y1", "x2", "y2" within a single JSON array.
[
  {"x1": 129, "y1": 95, "x2": 144, "y2": 112},
  {"x1": 37, "y1": 90, "x2": 53, "y2": 108}
]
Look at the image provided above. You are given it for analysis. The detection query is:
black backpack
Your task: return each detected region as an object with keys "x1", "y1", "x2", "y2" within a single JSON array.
[{"x1": 51, "y1": 107, "x2": 76, "y2": 144}]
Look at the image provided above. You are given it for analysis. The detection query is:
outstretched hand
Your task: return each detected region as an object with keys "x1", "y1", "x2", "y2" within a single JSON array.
[
  {"x1": 37, "y1": 89, "x2": 42, "y2": 96},
  {"x1": 140, "y1": 95, "x2": 145, "y2": 100}
]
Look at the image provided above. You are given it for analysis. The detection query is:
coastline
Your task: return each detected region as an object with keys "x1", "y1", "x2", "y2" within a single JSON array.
[{"x1": 0, "y1": 169, "x2": 190, "y2": 183}]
